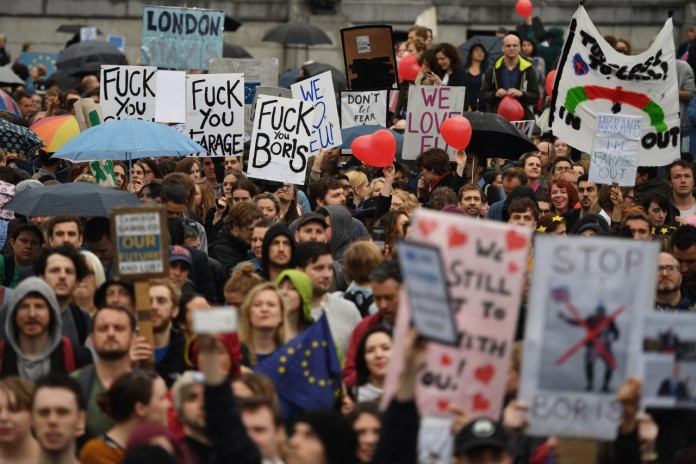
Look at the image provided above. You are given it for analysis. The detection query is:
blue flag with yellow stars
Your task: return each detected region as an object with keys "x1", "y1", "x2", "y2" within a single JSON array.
[
  {"x1": 254, "y1": 313, "x2": 342, "y2": 418},
  {"x1": 244, "y1": 82, "x2": 261, "y2": 105}
]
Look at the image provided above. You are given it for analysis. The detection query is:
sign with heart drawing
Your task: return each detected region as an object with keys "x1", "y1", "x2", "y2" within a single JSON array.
[{"x1": 382, "y1": 209, "x2": 532, "y2": 421}]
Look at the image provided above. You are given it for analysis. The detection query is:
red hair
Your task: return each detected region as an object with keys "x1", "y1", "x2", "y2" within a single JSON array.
[
  {"x1": 550, "y1": 179, "x2": 579, "y2": 212},
  {"x1": 192, "y1": 333, "x2": 243, "y2": 378}
]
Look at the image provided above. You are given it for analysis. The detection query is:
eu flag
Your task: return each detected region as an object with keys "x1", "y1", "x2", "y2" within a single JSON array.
[
  {"x1": 254, "y1": 313, "x2": 342, "y2": 417},
  {"x1": 244, "y1": 82, "x2": 261, "y2": 105}
]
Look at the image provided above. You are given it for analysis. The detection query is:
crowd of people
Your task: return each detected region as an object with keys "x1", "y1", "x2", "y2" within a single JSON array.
[{"x1": 0, "y1": 9, "x2": 696, "y2": 464}]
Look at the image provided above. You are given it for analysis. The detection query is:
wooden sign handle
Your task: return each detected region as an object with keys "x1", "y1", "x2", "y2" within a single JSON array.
[{"x1": 134, "y1": 281, "x2": 155, "y2": 370}]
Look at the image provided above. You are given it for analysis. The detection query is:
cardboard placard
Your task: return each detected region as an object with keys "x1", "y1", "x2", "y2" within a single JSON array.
[
  {"x1": 80, "y1": 27, "x2": 97, "y2": 42},
  {"x1": 141, "y1": 6, "x2": 224, "y2": 70},
  {"x1": 402, "y1": 86, "x2": 466, "y2": 160},
  {"x1": 340, "y1": 90, "x2": 388, "y2": 129},
  {"x1": 100, "y1": 65, "x2": 157, "y2": 122},
  {"x1": 155, "y1": 70, "x2": 186, "y2": 123},
  {"x1": 247, "y1": 95, "x2": 314, "y2": 185},
  {"x1": 291, "y1": 71, "x2": 342, "y2": 155},
  {"x1": 589, "y1": 113, "x2": 641, "y2": 186},
  {"x1": 382, "y1": 211, "x2": 532, "y2": 421},
  {"x1": 341, "y1": 25, "x2": 398, "y2": 91},
  {"x1": 185, "y1": 73, "x2": 245, "y2": 157},
  {"x1": 110, "y1": 207, "x2": 170, "y2": 280},
  {"x1": 519, "y1": 235, "x2": 658, "y2": 440}
]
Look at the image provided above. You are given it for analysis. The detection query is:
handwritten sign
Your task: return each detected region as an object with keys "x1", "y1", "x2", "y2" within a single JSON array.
[
  {"x1": 141, "y1": 6, "x2": 224, "y2": 70},
  {"x1": 247, "y1": 95, "x2": 315, "y2": 185},
  {"x1": 640, "y1": 311, "x2": 696, "y2": 409},
  {"x1": 111, "y1": 207, "x2": 169, "y2": 279},
  {"x1": 341, "y1": 25, "x2": 398, "y2": 91},
  {"x1": 291, "y1": 71, "x2": 342, "y2": 155},
  {"x1": 155, "y1": 70, "x2": 186, "y2": 123},
  {"x1": 589, "y1": 113, "x2": 641, "y2": 186},
  {"x1": 185, "y1": 74, "x2": 245, "y2": 157},
  {"x1": 397, "y1": 242, "x2": 457, "y2": 345},
  {"x1": 383, "y1": 211, "x2": 532, "y2": 421},
  {"x1": 340, "y1": 90, "x2": 387, "y2": 128},
  {"x1": 403, "y1": 86, "x2": 466, "y2": 160},
  {"x1": 100, "y1": 66, "x2": 157, "y2": 122},
  {"x1": 519, "y1": 235, "x2": 658, "y2": 440}
]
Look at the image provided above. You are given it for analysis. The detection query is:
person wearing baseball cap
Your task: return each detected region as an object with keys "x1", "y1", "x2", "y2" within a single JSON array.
[
  {"x1": 168, "y1": 245, "x2": 195, "y2": 294},
  {"x1": 294, "y1": 212, "x2": 328, "y2": 244},
  {"x1": 453, "y1": 418, "x2": 512, "y2": 464}
]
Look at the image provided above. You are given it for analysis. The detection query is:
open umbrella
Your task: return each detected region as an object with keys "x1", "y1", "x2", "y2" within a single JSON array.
[
  {"x1": 263, "y1": 23, "x2": 332, "y2": 46},
  {"x1": 0, "y1": 66, "x2": 24, "y2": 86},
  {"x1": 461, "y1": 112, "x2": 537, "y2": 160},
  {"x1": 0, "y1": 119, "x2": 43, "y2": 156},
  {"x1": 223, "y1": 43, "x2": 252, "y2": 59},
  {"x1": 0, "y1": 89, "x2": 20, "y2": 116},
  {"x1": 53, "y1": 119, "x2": 207, "y2": 162},
  {"x1": 458, "y1": 36, "x2": 503, "y2": 72},
  {"x1": 3, "y1": 182, "x2": 140, "y2": 217},
  {"x1": 56, "y1": 41, "x2": 126, "y2": 71},
  {"x1": 45, "y1": 69, "x2": 80, "y2": 91},
  {"x1": 279, "y1": 68, "x2": 300, "y2": 88},
  {"x1": 302, "y1": 62, "x2": 347, "y2": 91},
  {"x1": 56, "y1": 25, "x2": 103, "y2": 35},
  {"x1": 31, "y1": 115, "x2": 80, "y2": 152}
]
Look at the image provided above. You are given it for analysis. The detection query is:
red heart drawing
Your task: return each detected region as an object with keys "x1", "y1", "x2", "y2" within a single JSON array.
[
  {"x1": 437, "y1": 399, "x2": 449, "y2": 412},
  {"x1": 475, "y1": 364, "x2": 495, "y2": 384},
  {"x1": 506, "y1": 230, "x2": 527, "y2": 251},
  {"x1": 441, "y1": 354, "x2": 452, "y2": 366},
  {"x1": 472, "y1": 393, "x2": 490, "y2": 411},
  {"x1": 418, "y1": 219, "x2": 438, "y2": 238},
  {"x1": 508, "y1": 262, "x2": 519, "y2": 273},
  {"x1": 448, "y1": 226, "x2": 468, "y2": 247}
]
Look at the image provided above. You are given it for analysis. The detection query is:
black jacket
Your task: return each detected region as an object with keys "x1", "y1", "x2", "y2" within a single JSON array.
[
  {"x1": 209, "y1": 227, "x2": 251, "y2": 277},
  {"x1": 155, "y1": 328, "x2": 188, "y2": 388}
]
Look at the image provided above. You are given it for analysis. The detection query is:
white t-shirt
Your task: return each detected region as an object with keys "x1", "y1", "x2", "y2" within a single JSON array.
[{"x1": 680, "y1": 204, "x2": 696, "y2": 217}]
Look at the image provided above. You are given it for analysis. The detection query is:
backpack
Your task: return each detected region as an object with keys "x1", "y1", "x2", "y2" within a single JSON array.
[
  {"x1": 68, "y1": 304, "x2": 89, "y2": 346},
  {"x1": 0, "y1": 335, "x2": 76, "y2": 375}
]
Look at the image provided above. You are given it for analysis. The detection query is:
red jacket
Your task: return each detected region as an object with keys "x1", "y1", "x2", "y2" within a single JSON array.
[{"x1": 343, "y1": 313, "x2": 384, "y2": 388}]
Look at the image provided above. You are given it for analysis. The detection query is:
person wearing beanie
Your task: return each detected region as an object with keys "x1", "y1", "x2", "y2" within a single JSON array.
[
  {"x1": 93, "y1": 280, "x2": 135, "y2": 313},
  {"x1": 287, "y1": 410, "x2": 357, "y2": 464},
  {"x1": 276, "y1": 269, "x2": 314, "y2": 342},
  {"x1": 261, "y1": 224, "x2": 296, "y2": 282}
]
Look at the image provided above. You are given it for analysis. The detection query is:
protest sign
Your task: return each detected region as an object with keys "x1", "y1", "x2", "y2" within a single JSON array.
[
  {"x1": 549, "y1": 5, "x2": 679, "y2": 166},
  {"x1": 80, "y1": 27, "x2": 97, "y2": 42},
  {"x1": 341, "y1": 25, "x2": 398, "y2": 91},
  {"x1": 383, "y1": 211, "x2": 532, "y2": 424},
  {"x1": 141, "y1": 6, "x2": 224, "y2": 70},
  {"x1": 19, "y1": 52, "x2": 59, "y2": 76},
  {"x1": 340, "y1": 90, "x2": 388, "y2": 128},
  {"x1": 111, "y1": 207, "x2": 169, "y2": 279},
  {"x1": 108, "y1": 35, "x2": 125, "y2": 52},
  {"x1": 247, "y1": 95, "x2": 315, "y2": 185},
  {"x1": 208, "y1": 58, "x2": 279, "y2": 132},
  {"x1": 641, "y1": 311, "x2": 696, "y2": 409},
  {"x1": 520, "y1": 235, "x2": 658, "y2": 440},
  {"x1": 185, "y1": 73, "x2": 245, "y2": 156},
  {"x1": 291, "y1": 71, "x2": 342, "y2": 155},
  {"x1": 251, "y1": 87, "x2": 292, "y2": 125},
  {"x1": 589, "y1": 113, "x2": 641, "y2": 186},
  {"x1": 403, "y1": 86, "x2": 466, "y2": 160},
  {"x1": 155, "y1": 70, "x2": 186, "y2": 123},
  {"x1": 72, "y1": 98, "x2": 116, "y2": 188},
  {"x1": 100, "y1": 66, "x2": 157, "y2": 122}
]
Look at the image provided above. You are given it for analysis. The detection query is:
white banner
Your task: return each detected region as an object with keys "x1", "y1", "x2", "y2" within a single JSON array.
[
  {"x1": 589, "y1": 113, "x2": 641, "y2": 186},
  {"x1": 550, "y1": 6, "x2": 679, "y2": 166},
  {"x1": 291, "y1": 71, "x2": 342, "y2": 155},
  {"x1": 520, "y1": 235, "x2": 659, "y2": 440},
  {"x1": 185, "y1": 74, "x2": 245, "y2": 156},
  {"x1": 100, "y1": 65, "x2": 157, "y2": 122},
  {"x1": 340, "y1": 90, "x2": 388, "y2": 128},
  {"x1": 247, "y1": 95, "x2": 315, "y2": 185}
]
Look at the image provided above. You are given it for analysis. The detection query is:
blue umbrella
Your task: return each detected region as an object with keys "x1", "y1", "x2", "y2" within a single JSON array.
[
  {"x1": 3, "y1": 182, "x2": 141, "y2": 217},
  {"x1": 53, "y1": 119, "x2": 207, "y2": 162},
  {"x1": 341, "y1": 125, "x2": 404, "y2": 154}
]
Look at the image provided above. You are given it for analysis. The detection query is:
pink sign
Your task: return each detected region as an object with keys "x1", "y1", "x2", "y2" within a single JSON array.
[{"x1": 382, "y1": 210, "x2": 532, "y2": 419}]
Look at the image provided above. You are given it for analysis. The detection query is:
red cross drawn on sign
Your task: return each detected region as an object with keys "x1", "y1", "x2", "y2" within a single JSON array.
[{"x1": 553, "y1": 289, "x2": 624, "y2": 369}]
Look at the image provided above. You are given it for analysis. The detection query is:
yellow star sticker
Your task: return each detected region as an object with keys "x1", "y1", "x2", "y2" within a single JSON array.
[
  {"x1": 536, "y1": 226, "x2": 547, "y2": 232},
  {"x1": 661, "y1": 227, "x2": 669, "y2": 234},
  {"x1": 552, "y1": 215, "x2": 564, "y2": 222}
]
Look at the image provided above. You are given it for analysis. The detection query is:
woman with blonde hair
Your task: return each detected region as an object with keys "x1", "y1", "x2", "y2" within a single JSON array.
[
  {"x1": 238, "y1": 282, "x2": 286, "y2": 367},
  {"x1": 193, "y1": 180, "x2": 215, "y2": 221},
  {"x1": 366, "y1": 177, "x2": 386, "y2": 198},
  {"x1": 72, "y1": 250, "x2": 106, "y2": 316},
  {"x1": 224, "y1": 262, "x2": 264, "y2": 308},
  {"x1": 346, "y1": 170, "x2": 369, "y2": 211},
  {"x1": 390, "y1": 189, "x2": 419, "y2": 215}
]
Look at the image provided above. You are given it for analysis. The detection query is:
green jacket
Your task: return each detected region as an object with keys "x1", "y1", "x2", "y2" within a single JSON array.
[{"x1": 479, "y1": 54, "x2": 540, "y2": 119}]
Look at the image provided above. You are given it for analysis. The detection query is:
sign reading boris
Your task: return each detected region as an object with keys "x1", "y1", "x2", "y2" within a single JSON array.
[
  {"x1": 141, "y1": 6, "x2": 224, "y2": 70},
  {"x1": 185, "y1": 74, "x2": 245, "y2": 156},
  {"x1": 247, "y1": 95, "x2": 315, "y2": 185},
  {"x1": 100, "y1": 66, "x2": 157, "y2": 122}
]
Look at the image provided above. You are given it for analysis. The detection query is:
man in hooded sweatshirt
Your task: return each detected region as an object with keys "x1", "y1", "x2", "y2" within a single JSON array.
[
  {"x1": 0, "y1": 277, "x2": 92, "y2": 382},
  {"x1": 261, "y1": 224, "x2": 296, "y2": 282},
  {"x1": 317, "y1": 205, "x2": 368, "y2": 263}
]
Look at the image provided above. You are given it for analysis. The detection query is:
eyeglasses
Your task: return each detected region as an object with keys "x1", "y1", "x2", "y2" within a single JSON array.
[
  {"x1": 555, "y1": 165, "x2": 573, "y2": 172},
  {"x1": 658, "y1": 265, "x2": 679, "y2": 273},
  {"x1": 277, "y1": 184, "x2": 293, "y2": 191}
]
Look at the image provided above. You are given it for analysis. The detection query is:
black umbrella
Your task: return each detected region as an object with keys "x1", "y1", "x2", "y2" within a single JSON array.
[
  {"x1": 4, "y1": 182, "x2": 141, "y2": 217},
  {"x1": 56, "y1": 41, "x2": 127, "y2": 70},
  {"x1": 263, "y1": 23, "x2": 332, "y2": 46},
  {"x1": 458, "y1": 36, "x2": 503, "y2": 72},
  {"x1": 56, "y1": 25, "x2": 103, "y2": 35},
  {"x1": 461, "y1": 112, "x2": 537, "y2": 160},
  {"x1": 45, "y1": 69, "x2": 80, "y2": 91},
  {"x1": 223, "y1": 43, "x2": 252, "y2": 59},
  {"x1": 301, "y1": 62, "x2": 346, "y2": 90},
  {"x1": 224, "y1": 16, "x2": 243, "y2": 32},
  {"x1": 0, "y1": 119, "x2": 43, "y2": 156}
]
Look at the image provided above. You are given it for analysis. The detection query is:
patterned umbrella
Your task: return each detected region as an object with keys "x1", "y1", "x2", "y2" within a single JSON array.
[
  {"x1": 0, "y1": 89, "x2": 20, "y2": 117},
  {"x1": 0, "y1": 119, "x2": 44, "y2": 155},
  {"x1": 30, "y1": 115, "x2": 80, "y2": 153}
]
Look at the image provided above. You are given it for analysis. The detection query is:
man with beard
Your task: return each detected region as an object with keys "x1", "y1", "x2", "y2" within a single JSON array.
[
  {"x1": 457, "y1": 184, "x2": 485, "y2": 218},
  {"x1": 655, "y1": 252, "x2": 696, "y2": 310},
  {"x1": 172, "y1": 372, "x2": 211, "y2": 464},
  {"x1": 72, "y1": 306, "x2": 136, "y2": 443}
]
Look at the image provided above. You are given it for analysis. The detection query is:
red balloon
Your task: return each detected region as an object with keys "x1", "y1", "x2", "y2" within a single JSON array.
[
  {"x1": 351, "y1": 130, "x2": 396, "y2": 168},
  {"x1": 398, "y1": 54, "x2": 421, "y2": 81},
  {"x1": 515, "y1": 0, "x2": 533, "y2": 17},
  {"x1": 545, "y1": 70, "x2": 557, "y2": 97},
  {"x1": 497, "y1": 96, "x2": 525, "y2": 121},
  {"x1": 440, "y1": 116, "x2": 472, "y2": 150}
]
